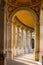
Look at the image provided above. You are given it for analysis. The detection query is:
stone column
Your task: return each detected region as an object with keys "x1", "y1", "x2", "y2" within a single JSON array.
[
  {"x1": 30, "y1": 31, "x2": 32, "y2": 52},
  {"x1": 17, "y1": 26, "x2": 19, "y2": 48},
  {"x1": 7, "y1": 21, "x2": 12, "y2": 59},
  {"x1": 12, "y1": 24, "x2": 15, "y2": 49},
  {"x1": 21, "y1": 29, "x2": 23, "y2": 48},
  {"x1": 17, "y1": 26, "x2": 22, "y2": 55},
  {"x1": 21, "y1": 28, "x2": 25, "y2": 54},
  {"x1": 13, "y1": 25, "x2": 18, "y2": 57},
  {"x1": 14, "y1": 25, "x2": 17, "y2": 48},
  {"x1": 11, "y1": 23, "x2": 14, "y2": 59},
  {"x1": 11, "y1": 23, "x2": 15, "y2": 59},
  {"x1": 28, "y1": 31, "x2": 32, "y2": 53},
  {"x1": 18, "y1": 28, "x2": 22, "y2": 49},
  {"x1": 23, "y1": 29, "x2": 26, "y2": 53},
  {"x1": 26, "y1": 30, "x2": 29, "y2": 53},
  {"x1": 34, "y1": 21, "x2": 40, "y2": 61}
]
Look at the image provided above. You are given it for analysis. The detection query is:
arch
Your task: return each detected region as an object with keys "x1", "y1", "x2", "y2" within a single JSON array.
[
  {"x1": 8, "y1": 7, "x2": 38, "y2": 23},
  {"x1": 7, "y1": 7, "x2": 39, "y2": 61}
]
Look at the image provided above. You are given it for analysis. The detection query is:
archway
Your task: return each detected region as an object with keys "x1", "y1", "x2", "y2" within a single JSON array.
[{"x1": 6, "y1": 7, "x2": 39, "y2": 61}]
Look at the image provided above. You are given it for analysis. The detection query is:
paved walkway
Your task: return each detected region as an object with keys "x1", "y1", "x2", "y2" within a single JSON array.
[
  {"x1": 6, "y1": 59, "x2": 26, "y2": 65},
  {"x1": 6, "y1": 54, "x2": 42, "y2": 65}
]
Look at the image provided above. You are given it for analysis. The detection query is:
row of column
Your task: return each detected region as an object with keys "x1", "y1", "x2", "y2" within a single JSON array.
[
  {"x1": 6, "y1": 21, "x2": 39, "y2": 61},
  {"x1": 11, "y1": 23, "x2": 34, "y2": 59}
]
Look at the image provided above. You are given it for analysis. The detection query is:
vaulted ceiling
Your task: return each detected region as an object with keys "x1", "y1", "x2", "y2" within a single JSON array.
[
  {"x1": 12, "y1": 10, "x2": 34, "y2": 29},
  {"x1": 7, "y1": 0, "x2": 41, "y2": 29},
  {"x1": 16, "y1": 11, "x2": 34, "y2": 28}
]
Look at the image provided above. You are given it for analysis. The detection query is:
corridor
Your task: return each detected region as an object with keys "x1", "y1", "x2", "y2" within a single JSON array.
[
  {"x1": 0, "y1": 0, "x2": 43, "y2": 65},
  {"x1": 5, "y1": 5, "x2": 40, "y2": 65},
  {"x1": 6, "y1": 54, "x2": 41, "y2": 65}
]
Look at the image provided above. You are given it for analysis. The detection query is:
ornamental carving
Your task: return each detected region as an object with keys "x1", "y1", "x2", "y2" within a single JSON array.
[
  {"x1": 8, "y1": 0, "x2": 41, "y2": 7},
  {"x1": 7, "y1": 0, "x2": 41, "y2": 18}
]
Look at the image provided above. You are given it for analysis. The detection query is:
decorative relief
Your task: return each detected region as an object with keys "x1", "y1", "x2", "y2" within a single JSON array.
[
  {"x1": 31, "y1": 4, "x2": 41, "y2": 17},
  {"x1": 31, "y1": 0, "x2": 41, "y2": 5},
  {"x1": 7, "y1": 4, "x2": 18, "y2": 17},
  {"x1": 8, "y1": 0, "x2": 41, "y2": 7},
  {"x1": 7, "y1": 0, "x2": 41, "y2": 18}
]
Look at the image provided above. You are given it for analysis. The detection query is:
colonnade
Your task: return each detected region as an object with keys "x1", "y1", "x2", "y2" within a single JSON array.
[
  {"x1": 6, "y1": 22, "x2": 34, "y2": 59},
  {"x1": 11, "y1": 23, "x2": 34, "y2": 59},
  {"x1": 6, "y1": 19, "x2": 40, "y2": 61}
]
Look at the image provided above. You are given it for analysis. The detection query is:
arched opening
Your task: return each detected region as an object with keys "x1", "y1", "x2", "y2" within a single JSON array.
[{"x1": 6, "y1": 7, "x2": 39, "y2": 61}]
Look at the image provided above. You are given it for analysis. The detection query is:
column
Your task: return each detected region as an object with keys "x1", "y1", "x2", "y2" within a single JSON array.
[
  {"x1": 7, "y1": 22, "x2": 12, "y2": 59},
  {"x1": 11, "y1": 23, "x2": 18, "y2": 59},
  {"x1": 13, "y1": 24, "x2": 16, "y2": 48},
  {"x1": 23, "y1": 29, "x2": 26, "y2": 53},
  {"x1": 17, "y1": 26, "x2": 19, "y2": 48},
  {"x1": 18, "y1": 27, "x2": 22, "y2": 55},
  {"x1": 30, "y1": 31, "x2": 32, "y2": 52},
  {"x1": 13, "y1": 25, "x2": 18, "y2": 57},
  {"x1": 15, "y1": 25, "x2": 17, "y2": 48},
  {"x1": 11, "y1": 23, "x2": 14, "y2": 59},
  {"x1": 17, "y1": 26, "x2": 22, "y2": 55},
  {"x1": 21, "y1": 28, "x2": 24, "y2": 54},
  {"x1": 28, "y1": 31, "x2": 32, "y2": 53},
  {"x1": 34, "y1": 21, "x2": 40, "y2": 61},
  {"x1": 26, "y1": 30, "x2": 29, "y2": 53},
  {"x1": 16, "y1": 26, "x2": 20, "y2": 55},
  {"x1": 21, "y1": 29, "x2": 23, "y2": 48},
  {"x1": 11, "y1": 23, "x2": 16, "y2": 59}
]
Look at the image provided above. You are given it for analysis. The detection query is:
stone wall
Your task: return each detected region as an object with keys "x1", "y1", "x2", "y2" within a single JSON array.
[{"x1": 0, "y1": 0, "x2": 4, "y2": 65}]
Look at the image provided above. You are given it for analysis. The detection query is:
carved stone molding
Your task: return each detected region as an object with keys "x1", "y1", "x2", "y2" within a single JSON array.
[
  {"x1": 7, "y1": 0, "x2": 41, "y2": 7},
  {"x1": 7, "y1": 0, "x2": 41, "y2": 19}
]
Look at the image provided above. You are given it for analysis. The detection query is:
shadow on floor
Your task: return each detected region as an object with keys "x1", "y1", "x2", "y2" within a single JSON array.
[{"x1": 6, "y1": 59, "x2": 27, "y2": 65}]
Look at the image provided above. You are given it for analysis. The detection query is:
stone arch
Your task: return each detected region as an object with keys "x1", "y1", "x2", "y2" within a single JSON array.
[
  {"x1": 8, "y1": 7, "x2": 38, "y2": 23},
  {"x1": 7, "y1": 7, "x2": 39, "y2": 61}
]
